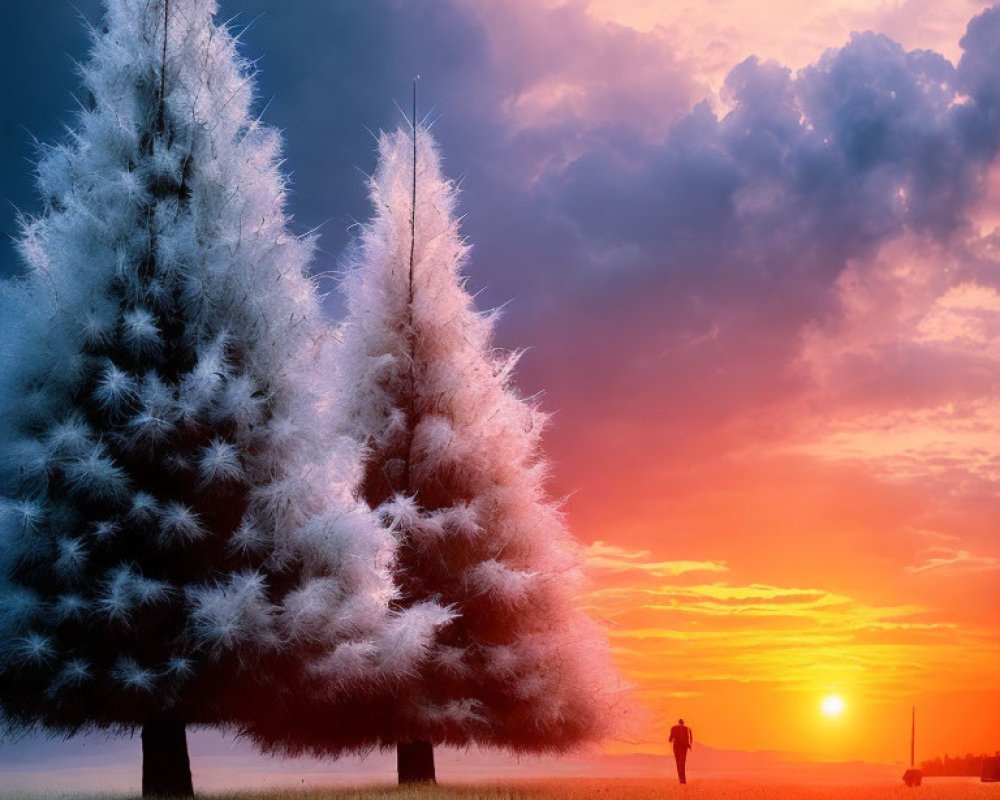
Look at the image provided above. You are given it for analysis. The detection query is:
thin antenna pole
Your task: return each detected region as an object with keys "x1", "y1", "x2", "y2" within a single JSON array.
[
  {"x1": 409, "y1": 76, "x2": 418, "y2": 299},
  {"x1": 403, "y1": 75, "x2": 420, "y2": 497},
  {"x1": 910, "y1": 706, "x2": 915, "y2": 767},
  {"x1": 158, "y1": 0, "x2": 170, "y2": 131}
]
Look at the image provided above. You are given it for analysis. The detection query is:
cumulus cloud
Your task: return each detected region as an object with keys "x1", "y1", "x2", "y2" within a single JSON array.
[
  {"x1": 432, "y1": 9, "x2": 1000, "y2": 530},
  {"x1": 541, "y1": 10, "x2": 1000, "y2": 294},
  {"x1": 585, "y1": 0, "x2": 984, "y2": 90}
]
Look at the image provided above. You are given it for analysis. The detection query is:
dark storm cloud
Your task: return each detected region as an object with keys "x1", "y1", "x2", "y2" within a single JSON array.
[
  {"x1": 473, "y1": 7, "x2": 1000, "y2": 449},
  {"x1": 956, "y1": 5, "x2": 1000, "y2": 155},
  {"x1": 546, "y1": 16, "x2": 1000, "y2": 291}
]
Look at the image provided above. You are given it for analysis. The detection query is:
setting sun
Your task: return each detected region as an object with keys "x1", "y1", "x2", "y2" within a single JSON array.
[{"x1": 821, "y1": 695, "x2": 846, "y2": 718}]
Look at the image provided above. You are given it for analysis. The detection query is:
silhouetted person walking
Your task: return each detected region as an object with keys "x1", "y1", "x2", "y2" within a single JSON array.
[{"x1": 669, "y1": 718, "x2": 693, "y2": 784}]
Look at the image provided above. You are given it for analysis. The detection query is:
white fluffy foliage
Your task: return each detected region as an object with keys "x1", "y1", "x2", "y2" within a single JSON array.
[
  {"x1": 93, "y1": 519, "x2": 119, "y2": 542},
  {"x1": 0, "y1": 0, "x2": 447, "y2": 733},
  {"x1": 49, "y1": 659, "x2": 93, "y2": 694},
  {"x1": 332, "y1": 126, "x2": 622, "y2": 751},
  {"x1": 54, "y1": 537, "x2": 89, "y2": 577},
  {"x1": 434, "y1": 645, "x2": 472, "y2": 680},
  {"x1": 98, "y1": 565, "x2": 170, "y2": 625},
  {"x1": 429, "y1": 501, "x2": 482, "y2": 541},
  {"x1": 157, "y1": 502, "x2": 207, "y2": 545},
  {"x1": 214, "y1": 372, "x2": 267, "y2": 431},
  {"x1": 126, "y1": 374, "x2": 176, "y2": 451},
  {"x1": 112, "y1": 657, "x2": 156, "y2": 693},
  {"x1": 80, "y1": 303, "x2": 116, "y2": 349},
  {"x1": 5, "y1": 632, "x2": 57, "y2": 670},
  {"x1": 187, "y1": 571, "x2": 276, "y2": 652},
  {"x1": 99, "y1": 568, "x2": 135, "y2": 625},
  {"x1": 468, "y1": 559, "x2": 538, "y2": 609},
  {"x1": 62, "y1": 444, "x2": 130, "y2": 503},
  {"x1": 376, "y1": 493, "x2": 423, "y2": 534},
  {"x1": 121, "y1": 309, "x2": 162, "y2": 358},
  {"x1": 127, "y1": 490, "x2": 159, "y2": 521},
  {"x1": 7, "y1": 437, "x2": 51, "y2": 491},
  {"x1": 52, "y1": 594, "x2": 90, "y2": 622},
  {"x1": 484, "y1": 644, "x2": 520, "y2": 679},
  {"x1": 512, "y1": 670, "x2": 550, "y2": 702},
  {"x1": 166, "y1": 655, "x2": 195, "y2": 680},
  {"x1": 419, "y1": 698, "x2": 487, "y2": 731},
  {"x1": 309, "y1": 640, "x2": 378, "y2": 692},
  {"x1": 289, "y1": 505, "x2": 393, "y2": 580},
  {"x1": 178, "y1": 337, "x2": 228, "y2": 419},
  {"x1": 280, "y1": 578, "x2": 343, "y2": 643},
  {"x1": 251, "y1": 475, "x2": 313, "y2": 537},
  {"x1": 374, "y1": 601, "x2": 457, "y2": 678},
  {"x1": 321, "y1": 590, "x2": 396, "y2": 653},
  {"x1": 0, "y1": 499, "x2": 50, "y2": 578},
  {"x1": 0, "y1": 497, "x2": 46, "y2": 539},
  {"x1": 93, "y1": 362, "x2": 138, "y2": 413},
  {"x1": 131, "y1": 574, "x2": 173, "y2": 606},
  {"x1": 227, "y1": 517, "x2": 270, "y2": 557},
  {"x1": 197, "y1": 438, "x2": 244, "y2": 486}
]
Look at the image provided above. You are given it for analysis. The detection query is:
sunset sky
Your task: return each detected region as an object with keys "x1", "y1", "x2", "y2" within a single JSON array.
[{"x1": 2, "y1": 0, "x2": 999, "y2": 775}]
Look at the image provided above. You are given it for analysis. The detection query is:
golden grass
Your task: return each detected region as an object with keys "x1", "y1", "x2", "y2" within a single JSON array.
[
  {"x1": 3, "y1": 779, "x2": 996, "y2": 800},
  {"x1": 213, "y1": 779, "x2": 998, "y2": 800}
]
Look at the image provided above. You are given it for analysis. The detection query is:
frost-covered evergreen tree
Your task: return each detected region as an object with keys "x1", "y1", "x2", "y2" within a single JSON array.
[
  {"x1": 246, "y1": 124, "x2": 620, "y2": 782},
  {"x1": 0, "y1": 3, "x2": 447, "y2": 795}
]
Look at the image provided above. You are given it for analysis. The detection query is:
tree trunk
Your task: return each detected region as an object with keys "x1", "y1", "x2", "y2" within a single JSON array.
[
  {"x1": 397, "y1": 739, "x2": 436, "y2": 784},
  {"x1": 141, "y1": 718, "x2": 194, "y2": 797}
]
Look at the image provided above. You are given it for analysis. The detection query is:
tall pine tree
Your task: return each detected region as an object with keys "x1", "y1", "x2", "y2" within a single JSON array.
[
  {"x1": 0, "y1": 3, "x2": 447, "y2": 794},
  {"x1": 245, "y1": 122, "x2": 621, "y2": 782}
]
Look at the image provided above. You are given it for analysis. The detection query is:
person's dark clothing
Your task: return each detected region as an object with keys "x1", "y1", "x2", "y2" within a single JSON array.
[
  {"x1": 669, "y1": 724, "x2": 693, "y2": 784},
  {"x1": 673, "y1": 747, "x2": 689, "y2": 784}
]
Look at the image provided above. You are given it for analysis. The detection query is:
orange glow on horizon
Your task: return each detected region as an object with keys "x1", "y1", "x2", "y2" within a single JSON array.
[{"x1": 563, "y1": 225, "x2": 1000, "y2": 759}]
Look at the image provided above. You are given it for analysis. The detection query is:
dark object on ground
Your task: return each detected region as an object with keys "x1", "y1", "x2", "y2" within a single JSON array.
[
  {"x1": 673, "y1": 746, "x2": 690, "y2": 784},
  {"x1": 398, "y1": 739, "x2": 436, "y2": 783},
  {"x1": 903, "y1": 768, "x2": 923, "y2": 786},
  {"x1": 142, "y1": 719, "x2": 193, "y2": 797},
  {"x1": 670, "y1": 720, "x2": 693, "y2": 784},
  {"x1": 982, "y1": 756, "x2": 1000, "y2": 782}
]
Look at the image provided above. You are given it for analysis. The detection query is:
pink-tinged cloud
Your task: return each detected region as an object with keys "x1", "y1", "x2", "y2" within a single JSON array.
[
  {"x1": 583, "y1": 541, "x2": 728, "y2": 579},
  {"x1": 417, "y1": 2, "x2": 1000, "y2": 762},
  {"x1": 907, "y1": 546, "x2": 1000, "y2": 573},
  {"x1": 456, "y1": 0, "x2": 701, "y2": 139},
  {"x1": 585, "y1": 0, "x2": 984, "y2": 90}
]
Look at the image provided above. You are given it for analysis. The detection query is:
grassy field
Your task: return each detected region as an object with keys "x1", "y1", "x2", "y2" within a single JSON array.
[
  {"x1": 4, "y1": 779, "x2": 995, "y2": 800},
  {"x1": 207, "y1": 780, "x2": 996, "y2": 800}
]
